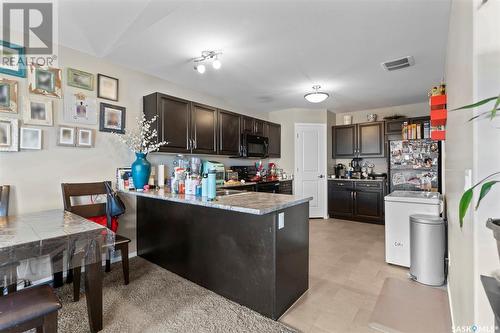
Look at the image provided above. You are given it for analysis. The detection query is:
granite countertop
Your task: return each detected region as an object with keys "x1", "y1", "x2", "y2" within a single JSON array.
[{"x1": 119, "y1": 188, "x2": 311, "y2": 215}]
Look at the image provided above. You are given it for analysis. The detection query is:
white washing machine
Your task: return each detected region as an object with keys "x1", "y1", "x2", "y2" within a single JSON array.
[{"x1": 385, "y1": 191, "x2": 443, "y2": 267}]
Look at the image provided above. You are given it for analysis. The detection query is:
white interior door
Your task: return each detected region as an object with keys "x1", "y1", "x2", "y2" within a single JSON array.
[{"x1": 294, "y1": 123, "x2": 327, "y2": 218}]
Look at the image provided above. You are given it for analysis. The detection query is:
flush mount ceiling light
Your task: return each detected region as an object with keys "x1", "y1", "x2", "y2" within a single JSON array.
[
  {"x1": 304, "y1": 85, "x2": 329, "y2": 103},
  {"x1": 193, "y1": 50, "x2": 223, "y2": 74}
]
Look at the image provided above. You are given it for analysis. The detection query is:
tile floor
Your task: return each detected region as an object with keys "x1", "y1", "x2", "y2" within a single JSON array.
[{"x1": 279, "y1": 218, "x2": 440, "y2": 333}]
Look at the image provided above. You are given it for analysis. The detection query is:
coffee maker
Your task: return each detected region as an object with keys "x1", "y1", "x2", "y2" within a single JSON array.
[
  {"x1": 350, "y1": 158, "x2": 363, "y2": 179},
  {"x1": 335, "y1": 163, "x2": 346, "y2": 178}
]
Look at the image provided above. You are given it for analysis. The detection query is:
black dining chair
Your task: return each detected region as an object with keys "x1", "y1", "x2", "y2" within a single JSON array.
[
  {"x1": 61, "y1": 182, "x2": 130, "y2": 301},
  {"x1": 0, "y1": 185, "x2": 18, "y2": 295}
]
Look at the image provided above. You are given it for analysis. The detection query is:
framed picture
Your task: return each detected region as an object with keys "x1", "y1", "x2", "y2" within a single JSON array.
[
  {"x1": 0, "y1": 41, "x2": 26, "y2": 78},
  {"x1": 28, "y1": 65, "x2": 62, "y2": 98},
  {"x1": 67, "y1": 68, "x2": 94, "y2": 91},
  {"x1": 0, "y1": 117, "x2": 19, "y2": 151},
  {"x1": 97, "y1": 74, "x2": 118, "y2": 101},
  {"x1": 76, "y1": 127, "x2": 95, "y2": 148},
  {"x1": 24, "y1": 97, "x2": 53, "y2": 126},
  {"x1": 20, "y1": 127, "x2": 42, "y2": 150},
  {"x1": 0, "y1": 78, "x2": 18, "y2": 113},
  {"x1": 57, "y1": 126, "x2": 76, "y2": 147},
  {"x1": 64, "y1": 91, "x2": 97, "y2": 124},
  {"x1": 99, "y1": 103, "x2": 125, "y2": 134}
]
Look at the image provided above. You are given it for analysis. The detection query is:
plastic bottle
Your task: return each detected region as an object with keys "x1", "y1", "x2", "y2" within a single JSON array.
[
  {"x1": 208, "y1": 170, "x2": 216, "y2": 200},
  {"x1": 201, "y1": 173, "x2": 208, "y2": 197}
]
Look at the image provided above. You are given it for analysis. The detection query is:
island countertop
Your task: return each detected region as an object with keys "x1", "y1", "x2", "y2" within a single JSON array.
[{"x1": 119, "y1": 188, "x2": 312, "y2": 215}]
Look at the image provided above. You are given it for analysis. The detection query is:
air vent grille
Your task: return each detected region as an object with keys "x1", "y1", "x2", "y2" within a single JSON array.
[{"x1": 382, "y1": 56, "x2": 415, "y2": 71}]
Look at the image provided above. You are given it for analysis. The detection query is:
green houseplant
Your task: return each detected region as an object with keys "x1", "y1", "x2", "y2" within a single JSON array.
[{"x1": 457, "y1": 93, "x2": 500, "y2": 226}]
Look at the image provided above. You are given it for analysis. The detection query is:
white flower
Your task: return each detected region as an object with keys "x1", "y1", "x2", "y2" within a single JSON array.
[{"x1": 114, "y1": 113, "x2": 167, "y2": 154}]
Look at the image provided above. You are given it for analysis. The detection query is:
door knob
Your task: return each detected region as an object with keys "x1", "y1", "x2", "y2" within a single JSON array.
[{"x1": 318, "y1": 175, "x2": 324, "y2": 178}]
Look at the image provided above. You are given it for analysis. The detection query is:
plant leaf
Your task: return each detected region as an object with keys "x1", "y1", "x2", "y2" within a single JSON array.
[
  {"x1": 490, "y1": 93, "x2": 500, "y2": 119},
  {"x1": 476, "y1": 181, "x2": 500, "y2": 209},
  {"x1": 459, "y1": 189, "x2": 474, "y2": 227},
  {"x1": 452, "y1": 96, "x2": 498, "y2": 111},
  {"x1": 468, "y1": 108, "x2": 500, "y2": 121}
]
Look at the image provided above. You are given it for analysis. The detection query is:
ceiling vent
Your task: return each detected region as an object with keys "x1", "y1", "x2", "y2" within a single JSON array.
[{"x1": 381, "y1": 56, "x2": 415, "y2": 71}]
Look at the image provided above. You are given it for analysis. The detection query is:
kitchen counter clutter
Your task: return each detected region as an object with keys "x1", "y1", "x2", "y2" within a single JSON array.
[{"x1": 119, "y1": 187, "x2": 309, "y2": 215}]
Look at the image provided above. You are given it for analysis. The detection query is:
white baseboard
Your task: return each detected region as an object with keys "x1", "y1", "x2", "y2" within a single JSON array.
[{"x1": 447, "y1": 281, "x2": 456, "y2": 329}]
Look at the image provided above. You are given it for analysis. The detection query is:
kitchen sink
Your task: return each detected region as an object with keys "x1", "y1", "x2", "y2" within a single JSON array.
[{"x1": 216, "y1": 189, "x2": 245, "y2": 197}]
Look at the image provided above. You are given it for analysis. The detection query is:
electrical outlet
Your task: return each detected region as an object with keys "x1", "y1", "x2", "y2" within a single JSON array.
[
  {"x1": 278, "y1": 213, "x2": 285, "y2": 229},
  {"x1": 464, "y1": 169, "x2": 472, "y2": 190}
]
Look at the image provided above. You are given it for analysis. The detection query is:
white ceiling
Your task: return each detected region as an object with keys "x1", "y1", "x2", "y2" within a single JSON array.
[{"x1": 58, "y1": 0, "x2": 450, "y2": 113}]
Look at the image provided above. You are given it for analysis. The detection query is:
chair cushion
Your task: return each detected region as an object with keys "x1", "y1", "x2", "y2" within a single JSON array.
[{"x1": 0, "y1": 285, "x2": 62, "y2": 330}]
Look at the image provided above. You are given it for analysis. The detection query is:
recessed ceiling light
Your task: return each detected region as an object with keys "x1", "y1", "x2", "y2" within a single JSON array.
[{"x1": 304, "y1": 85, "x2": 329, "y2": 103}]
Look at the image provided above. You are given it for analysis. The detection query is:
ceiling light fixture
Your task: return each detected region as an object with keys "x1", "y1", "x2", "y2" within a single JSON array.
[
  {"x1": 304, "y1": 85, "x2": 329, "y2": 103},
  {"x1": 193, "y1": 50, "x2": 222, "y2": 74}
]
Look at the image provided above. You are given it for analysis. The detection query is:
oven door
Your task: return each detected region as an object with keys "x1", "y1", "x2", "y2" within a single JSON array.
[{"x1": 243, "y1": 134, "x2": 269, "y2": 158}]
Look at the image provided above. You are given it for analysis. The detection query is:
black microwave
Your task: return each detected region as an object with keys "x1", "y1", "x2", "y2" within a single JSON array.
[{"x1": 241, "y1": 134, "x2": 269, "y2": 158}]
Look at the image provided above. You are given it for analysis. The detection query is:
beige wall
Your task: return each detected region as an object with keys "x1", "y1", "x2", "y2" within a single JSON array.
[
  {"x1": 473, "y1": 0, "x2": 500, "y2": 327},
  {"x1": 333, "y1": 102, "x2": 429, "y2": 173},
  {"x1": 0, "y1": 45, "x2": 265, "y2": 254},
  {"x1": 268, "y1": 108, "x2": 328, "y2": 174},
  {"x1": 445, "y1": 0, "x2": 475, "y2": 327}
]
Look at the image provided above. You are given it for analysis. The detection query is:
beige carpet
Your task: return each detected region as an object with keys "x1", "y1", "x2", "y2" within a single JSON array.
[
  {"x1": 369, "y1": 278, "x2": 452, "y2": 333},
  {"x1": 55, "y1": 257, "x2": 297, "y2": 333}
]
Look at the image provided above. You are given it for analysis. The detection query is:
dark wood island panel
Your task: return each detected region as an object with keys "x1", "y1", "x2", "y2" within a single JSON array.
[{"x1": 136, "y1": 196, "x2": 309, "y2": 320}]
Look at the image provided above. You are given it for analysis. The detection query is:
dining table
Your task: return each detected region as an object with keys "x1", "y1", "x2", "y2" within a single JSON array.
[{"x1": 0, "y1": 209, "x2": 115, "y2": 332}]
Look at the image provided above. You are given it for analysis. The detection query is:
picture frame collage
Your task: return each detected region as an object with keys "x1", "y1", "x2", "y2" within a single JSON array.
[{"x1": 0, "y1": 41, "x2": 126, "y2": 152}]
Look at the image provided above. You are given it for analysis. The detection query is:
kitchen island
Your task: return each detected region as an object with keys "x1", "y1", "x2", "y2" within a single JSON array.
[{"x1": 120, "y1": 189, "x2": 311, "y2": 320}]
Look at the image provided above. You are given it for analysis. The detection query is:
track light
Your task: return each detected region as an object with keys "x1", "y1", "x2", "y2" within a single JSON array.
[
  {"x1": 212, "y1": 58, "x2": 221, "y2": 70},
  {"x1": 195, "y1": 64, "x2": 206, "y2": 74},
  {"x1": 193, "y1": 50, "x2": 222, "y2": 74}
]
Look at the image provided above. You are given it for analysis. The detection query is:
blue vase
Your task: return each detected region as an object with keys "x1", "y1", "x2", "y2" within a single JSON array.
[{"x1": 131, "y1": 152, "x2": 151, "y2": 190}]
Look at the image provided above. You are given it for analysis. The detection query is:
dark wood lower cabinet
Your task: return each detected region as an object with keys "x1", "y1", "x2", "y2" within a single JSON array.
[{"x1": 328, "y1": 180, "x2": 385, "y2": 224}]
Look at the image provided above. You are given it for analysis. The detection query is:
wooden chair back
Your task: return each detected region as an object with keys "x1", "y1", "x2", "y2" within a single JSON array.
[
  {"x1": 61, "y1": 182, "x2": 110, "y2": 218},
  {"x1": 0, "y1": 185, "x2": 10, "y2": 217}
]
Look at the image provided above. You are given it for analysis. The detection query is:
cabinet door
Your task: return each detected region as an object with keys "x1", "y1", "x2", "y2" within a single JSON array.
[
  {"x1": 353, "y1": 190, "x2": 383, "y2": 221},
  {"x1": 328, "y1": 182, "x2": 353, "y2": 218},
  {"x1": 218, "y1": 109, "x2": 241, "y2": 156},
  {"x1": 266, "y1": 122, "x2": 281, "y2": 158},
  {"x1": 191, "y1": 103, "x2": 217, "y2": 155},
  {"x1": 357, "y1": 122, "x2": 385, "y2": 157},
  {"x1": 241, "y1": 116, "x2": 255, "y2": 133},
  {"x1": 385, "y1": 119, "x2": 408, "y2": 135},
  {"x1": 254, "y1": 119, "x2": 265, "y2": 135},
  {"x1": 332, "y1": 125, "x2": 357, "y2": 158},
  {"x1": 157, "y1": 94, "x2": 190, "y2": 153}
]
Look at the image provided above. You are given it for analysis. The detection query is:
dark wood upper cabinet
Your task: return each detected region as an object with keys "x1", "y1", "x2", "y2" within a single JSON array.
[
  {"x1": 241, "y1": 116, "x2": 255, "y2": 133},
  {"x1": 265, "y1": 122, "x2": 281, "y2": 158},
  {"x1": 144, "y1": 92, "x2": 280, "y2": 157},
  {"x1": 191, "y1": 103, "x2": 217, "y2": 155},
  {"x1": 385, "y1": 119, "x2": 408, "y2": 135},
  {"x1": 357, "y1": 122, "x2": 384, "y2": 157},
  {"x1": 218, "y1": 109, "x2": 241, "y2": 156},
  {"x1": 143, "y1": 93, "x2": 190, "y2": 153},
  {"x1": 332, "y1": 125, "x2": 357, "y2": 158},
  {"x1": 332, "y1": 122, "x2": 385, "y2": 158},
  {"x1": 254, "y1": 119, "x2": 265, "y2": 136}
]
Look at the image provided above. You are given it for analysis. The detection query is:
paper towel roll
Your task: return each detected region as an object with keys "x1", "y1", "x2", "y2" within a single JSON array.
[{"x1": 158, "y1": 165, "x2": 165, "y2": 188}]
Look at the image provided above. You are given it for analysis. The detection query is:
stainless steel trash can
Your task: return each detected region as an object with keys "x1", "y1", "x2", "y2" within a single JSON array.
[{"x1": 409, "y1": 214, "x2": 446, "y2": 286}]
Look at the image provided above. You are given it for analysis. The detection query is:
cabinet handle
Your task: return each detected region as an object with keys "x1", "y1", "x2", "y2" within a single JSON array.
[{"x1": 337, "y1": 183, "x2": 344, "y2": 186}]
